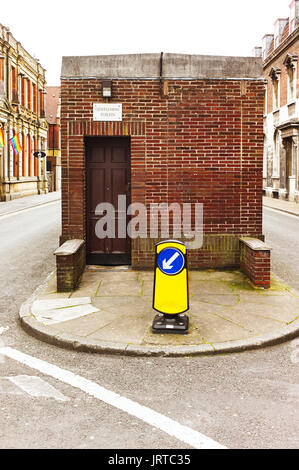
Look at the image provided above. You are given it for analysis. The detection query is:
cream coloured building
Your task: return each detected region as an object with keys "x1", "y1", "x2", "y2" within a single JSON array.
[
  {"x1": 260, "y1": 1, "x2": 299, "y2": 204},
  {"x1": 0, "y1": 24, "x2": 48, "y2": 201}
]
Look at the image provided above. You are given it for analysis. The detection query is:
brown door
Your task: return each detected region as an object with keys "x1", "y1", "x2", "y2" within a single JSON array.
[{"x1": 85, "y1": 137, "x2": 131, "y2": 265}]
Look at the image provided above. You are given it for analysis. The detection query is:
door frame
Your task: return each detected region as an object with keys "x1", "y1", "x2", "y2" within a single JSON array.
[{"x1": 84, "y1": 136, "x2": 131, "y2": 266}]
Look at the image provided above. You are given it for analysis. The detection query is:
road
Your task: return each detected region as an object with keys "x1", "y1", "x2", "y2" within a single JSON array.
[
  {"x1": 0, "y1": 201, "x2": 298, "y2": 451},
  {"x1": 263, "y1": 206, "x2": 299, "y2": 291}
]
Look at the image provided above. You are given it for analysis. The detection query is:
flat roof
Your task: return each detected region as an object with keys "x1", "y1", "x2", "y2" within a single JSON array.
[{"x1": 61, "y1": 53, "x2": 263, "y2": 80}]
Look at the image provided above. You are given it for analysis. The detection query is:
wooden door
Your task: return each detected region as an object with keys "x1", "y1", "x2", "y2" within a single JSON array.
[{"x1": 85, "y1": 137, "x2": 131, "y2": 265}]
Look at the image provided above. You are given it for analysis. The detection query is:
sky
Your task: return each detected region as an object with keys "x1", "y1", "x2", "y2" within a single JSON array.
[{"x1": 0, "y1": 0, "x2": 292, "y2": 86}]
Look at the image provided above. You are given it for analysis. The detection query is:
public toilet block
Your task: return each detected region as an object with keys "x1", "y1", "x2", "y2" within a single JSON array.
[{"x1": 56, "y1": 53, "x2": 270, "y2": 291}]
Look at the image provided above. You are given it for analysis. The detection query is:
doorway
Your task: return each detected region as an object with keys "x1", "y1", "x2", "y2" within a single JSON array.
[{"x1": 85, "y1": 137, "x2": 131, "y2": 265}]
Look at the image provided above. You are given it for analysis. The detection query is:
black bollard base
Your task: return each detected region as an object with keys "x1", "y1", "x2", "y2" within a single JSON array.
[{"x1": 152, "y1": 313, "x2": 189, "y2": 335}]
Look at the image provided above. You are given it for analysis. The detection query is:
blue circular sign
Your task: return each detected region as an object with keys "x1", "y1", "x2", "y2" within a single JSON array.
[{"x1": 157, "y1": 247, "x2": 185, "y2": 276}]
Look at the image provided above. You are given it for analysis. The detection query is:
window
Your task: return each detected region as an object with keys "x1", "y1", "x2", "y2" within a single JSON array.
[
  {"x1": 291, "y1": 140, "x2": 296, "y2": 176},
  {"x1": 289, "y1": 0, "x2": 299, "y2": 34},
  {"x1": 284, "y1": 54, "x2": 298, "y2": 103},
  {"x1": 274, "y1": 19, "x2": 288, "y2": 49},
  {"x1": 32, "y1": 83, "x2": 37, "y2": 113},
  {"x1": 21, "y1": 77, "x2": 26, "y2": 107},
  {"x1": 12, "y1": 133, "x2": 18, "y2": 178},
  {"x1": 34, "y1": 137, "x2": 38, "y2": 176},
  {"x1": 0, "y1": 57, "x2": 4, "y2": 95},
  {"x1": 273, "y1": 78, "x2": 280, "y2": 109},
  {"x1": 263, "y1": 136, "x2": 267, "y2": 178},
  {"x1": 273, "y1": 132, "x2": 280, "y2": 177},
  {"x1": 28, "y1": 135, "x2": 33, "y2": 176},
  {"x1": 22, "y1": 133, "x2": 27, "y2": 176},
  {"x1": 39, "y1": 89, "x2": 45, "y2": 117},
  {"x1": 269, "y1": 67, "x2": 281, "y2": 111},
  {"x1": 11, "y1": 67, "x2": 17, "y2": 102},
  {"x1": 27, "y1": 80, "x2": 32, "y2": 110}
]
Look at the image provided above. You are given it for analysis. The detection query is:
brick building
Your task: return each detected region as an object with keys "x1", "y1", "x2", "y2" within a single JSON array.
[
  {"x1": 59, "y1": 53, "x2": 264, "y2": 274},
  {"x1": 46, "y1": 86, "x2": 61, "y2": 192},
  {"x1": 262, "y1": 0, "x2": 299, "y2": 203},
  {"x1": 0, "y1": 24, "x2": 48, "y2": 201}
]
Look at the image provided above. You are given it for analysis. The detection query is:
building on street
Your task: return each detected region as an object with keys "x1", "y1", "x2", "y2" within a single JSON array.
[
  {"x1": 0, "y1": 24, "x2": 48, "y2": 201},
  {"x1": 261, "y1": 0, "x2": 299, "y2": 203},
  {"x1": 45, "y1": 86, "x2": 61, "y2": 192},
  {"x1": 58, "y1": 52, "x2": 264, "y2": 280}
]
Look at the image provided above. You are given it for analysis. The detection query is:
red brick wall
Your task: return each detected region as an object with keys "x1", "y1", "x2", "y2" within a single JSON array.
[
  {"x1": 55, "y1": 244, "x2": 85, "y2": 292},
  {"x1": 240, "y1": 243, "x2": 271, "y2": 289},
  {"x1": 60, "y1": 78, "x2": 264, "y2": 269}
]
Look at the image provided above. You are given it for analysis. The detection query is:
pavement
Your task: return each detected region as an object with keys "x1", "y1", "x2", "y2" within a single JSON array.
[
  {"x1": 0, "y1": 191, "x2": 61, "y2": 217},
  {"x1": 8, "y1": 192, "x2": 299, "y2": 357},
  {"x1": 263, "y1": 195, "x2": 299, "y2": 216}
]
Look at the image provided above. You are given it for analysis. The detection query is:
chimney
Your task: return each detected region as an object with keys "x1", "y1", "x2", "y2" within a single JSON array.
[
  {"x1": 262, "y1": 34, "x2": 274, "y2": 60},
  {"x1": 252, "y1": 47, "x2": 262, "y2": 58},
  {"x1": 274, "y1": 18, "x2": 288, "y2": 48},
  {"x1": 289, "y1": 0, "x2": 299, "y2": 33}
]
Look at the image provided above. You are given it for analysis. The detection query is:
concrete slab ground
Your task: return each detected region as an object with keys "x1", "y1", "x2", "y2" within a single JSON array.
[{"x1": 19, "y1": 266, "x2": 299, "y2": 356}]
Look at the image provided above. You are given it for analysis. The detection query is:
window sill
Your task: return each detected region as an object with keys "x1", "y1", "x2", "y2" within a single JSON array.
[{"x1": 3, "y1": 177, "x2": 39, "y2": 184}]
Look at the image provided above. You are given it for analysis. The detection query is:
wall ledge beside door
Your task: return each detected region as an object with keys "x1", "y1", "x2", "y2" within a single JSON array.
[
  {"x1": 54, "y1": 239, "x2": 85, "y2": 292},
  {"x1": 240, "y1": 237, "x2": 271, "y2": 289}
]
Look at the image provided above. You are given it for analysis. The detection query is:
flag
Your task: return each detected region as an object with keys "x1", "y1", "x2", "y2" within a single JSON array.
[
  {"x1": 9, "y1": 134, "x2": 22, "y2": 154},
  {"x1": 0, "y1": 128, "x2": 4, "y2": 148}
]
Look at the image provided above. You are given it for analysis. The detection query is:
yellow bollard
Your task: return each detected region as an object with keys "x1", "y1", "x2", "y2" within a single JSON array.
[{"x1": 152, "y1": 240, "x2": 189, "y2": 334}]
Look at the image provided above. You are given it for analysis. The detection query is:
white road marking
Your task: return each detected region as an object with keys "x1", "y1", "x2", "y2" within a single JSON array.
[
  {"x1": 0, "y1": 346, "x2": 226, "y2": 449},
  {"x1": 6, "y1": 375, "x2": 70, "y2": 401}
]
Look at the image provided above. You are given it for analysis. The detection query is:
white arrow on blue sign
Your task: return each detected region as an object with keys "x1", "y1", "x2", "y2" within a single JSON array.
[{"x1": 157, "y1": 247, "x2": 185, "y2": 276}]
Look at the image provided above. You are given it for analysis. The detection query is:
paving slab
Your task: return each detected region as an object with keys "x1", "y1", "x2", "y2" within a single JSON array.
[
  {"x1": 87, "y1": 313, "x2": 152, "y2": 344},
  {"x1": 189, "y1": 280, "x2": 234, "y2": 295},
  {"x1": 190, "y1": 293, "x2": 240, "y2": 307},
  {"x1": 92, "y1": 296, "x2": 152, "y2": 314},
  {"x1": 190, "y1": 312, "x2": 254, "y2": 343},
  {"x1": 96, "y1": 280, "x2": 143, "y2": 297},
  {"x1": 19, "y1": 268, "x2": 299, "y2": 356},
  {"x1": 52, "y1": 311, "x2": 119, "y2": 337}
]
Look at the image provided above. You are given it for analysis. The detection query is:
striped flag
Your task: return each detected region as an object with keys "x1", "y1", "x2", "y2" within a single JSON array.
[
  {"x1": 9, "y1": 134, "x2": 22, "y2": 154},
  {"x1": 0, "y1": 128, "x2": 4, "y2": 148}
]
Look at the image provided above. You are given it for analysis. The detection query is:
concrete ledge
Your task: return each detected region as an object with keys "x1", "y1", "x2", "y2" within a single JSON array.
[
  {"x1": 61, "y1": 53, "x2": 263, "y2": 80},
  {"x1": 54, "y1": 239, "x2": 84, "y2": 256},
  {"x1": 240, "y1": 237, "x2": 272, "y2": 251}
]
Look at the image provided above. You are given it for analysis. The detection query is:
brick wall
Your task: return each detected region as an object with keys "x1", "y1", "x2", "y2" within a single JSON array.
[
  {"x1": 240, "y1": 241, "x2": 271, "y2": 288},
  {"x1": 55, "y1": 242, "x2": 85, "y2": 292},
  {"x1": 60, "y1": 76, "x2": 264, "y2": 269}
]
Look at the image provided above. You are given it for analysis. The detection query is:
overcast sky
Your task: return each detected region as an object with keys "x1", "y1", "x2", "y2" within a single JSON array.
[{"x1": 0, "y1": 0, "x2": 292, "y2": 85}]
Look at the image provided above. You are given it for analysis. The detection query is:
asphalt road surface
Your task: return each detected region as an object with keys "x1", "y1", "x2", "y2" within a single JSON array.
[
  {"x1": 0, "y1": 201, "x2": 298, "y2": 452},
  {"x1": 263, "y1": 206, "x2": 299, "y2": 292}
]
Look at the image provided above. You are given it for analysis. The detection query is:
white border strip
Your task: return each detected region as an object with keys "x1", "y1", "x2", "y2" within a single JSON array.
[{"x1": 0, "y1": 347, "x2": 226, "y2": 449}]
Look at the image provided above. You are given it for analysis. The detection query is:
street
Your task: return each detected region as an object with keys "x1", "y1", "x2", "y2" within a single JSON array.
[
  {"x1": 263, "y1": 206, "x2": 299, "y2": 291},
  {"x1": 0, "y1": 200, "x2": 298, "y2": 450}
]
